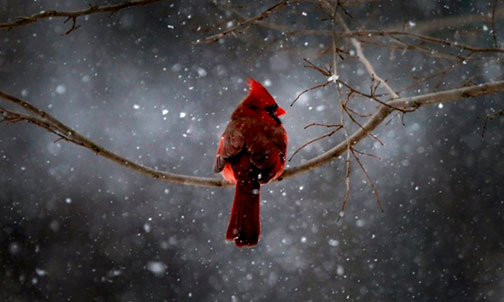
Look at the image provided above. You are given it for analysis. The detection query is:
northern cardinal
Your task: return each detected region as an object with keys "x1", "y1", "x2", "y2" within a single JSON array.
[{"x1": 215, "y1": 78, "x2": 288, "y2": 247}]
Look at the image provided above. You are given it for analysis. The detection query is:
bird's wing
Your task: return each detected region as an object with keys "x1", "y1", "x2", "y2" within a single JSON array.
[
  {"x1": 214, "y1": 119, "x2": 245, "y2": 173},
  {"x1": 247, "y1": 127, "x2": 287, "y2": 183}
]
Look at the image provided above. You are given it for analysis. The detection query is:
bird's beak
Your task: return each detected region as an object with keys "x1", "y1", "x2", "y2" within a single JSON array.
[{"x1": 275, "y1": 106, "x2": 286, "y2": 117}]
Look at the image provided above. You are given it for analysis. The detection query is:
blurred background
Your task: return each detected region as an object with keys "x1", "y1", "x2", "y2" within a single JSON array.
[{"x1": 1, "y1": 0, "x2": 503, "y2": 301}]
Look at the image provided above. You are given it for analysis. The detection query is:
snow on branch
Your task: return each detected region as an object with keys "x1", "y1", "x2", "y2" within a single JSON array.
[{"x1": 1, "y1": 81, "x2": 503, "y2": 188}]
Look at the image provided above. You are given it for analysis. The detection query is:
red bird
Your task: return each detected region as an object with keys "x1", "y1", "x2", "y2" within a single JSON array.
[{"x1": 215, "y1": 78, "x2": 288, "y2": 247}]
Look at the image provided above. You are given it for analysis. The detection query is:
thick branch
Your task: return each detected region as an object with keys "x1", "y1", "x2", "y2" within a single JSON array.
[
  {"x1": 281, "y1": 80, "x2": 504, "y2": 179},
  {"x1": 2, "y1": 81, "x2": 504, "y2": 187},
  {"x1": 0, "y1": 0, "x2": 163, "y2": 31},
  {"x1": 0, "y1": 91, "x2": 226, "y2": 187}
]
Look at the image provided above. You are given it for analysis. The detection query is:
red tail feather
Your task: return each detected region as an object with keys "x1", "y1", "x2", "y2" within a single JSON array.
[{"x1": 226, "y1": 180, "x2": 261, "y2": 247}]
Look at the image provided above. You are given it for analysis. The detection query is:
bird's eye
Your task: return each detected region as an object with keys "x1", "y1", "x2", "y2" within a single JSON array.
[{"x1": 265, "y1": 104, "x2": 278, "y2": 114}]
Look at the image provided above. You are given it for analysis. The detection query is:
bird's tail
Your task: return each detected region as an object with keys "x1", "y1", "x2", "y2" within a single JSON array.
[{"x1": 226, "y1": 180, "x2": 261, "y2": 247}]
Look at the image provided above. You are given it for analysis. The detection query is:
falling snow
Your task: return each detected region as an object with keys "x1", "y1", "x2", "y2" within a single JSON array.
[{"x1": 1, "y1": 1, "x2": 503, "y2": 301}]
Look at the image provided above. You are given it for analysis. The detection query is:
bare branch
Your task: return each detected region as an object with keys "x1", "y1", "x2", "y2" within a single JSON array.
[
  {"x1": 0, "y1": 90, "x2": 227, "y2": 188},
  {"x1": 304, "y1": 123, "x2": 343, "y2": 129},
  {"x1": 0, "y1": 0, "x2": 163, "y2": 32},
  {"x1": 288, "y1": 125, "x2": 343, "y2": 162},
  {"x1": 481, "y1": 110, "x2": 504, "y2": 137},
  {"x1": 281, "y1": 80, "x2": 504, "y2": 179},
  {"x1": 491, "y1": 0, "x2": 500, "y2": 48},
  {"x1": 194, "y1": 0, "x2": 291, "y2": 44},
  {"x1": 291, "y1": 81, "x2": 332, "y2": 106},
  {"x1": 333, "y1": 12, "x2": 401, "y2": 98},
  {"x1": 350, "y1": 147, "x2": 384, "y2": 212},
  {"x1": 1, "y1": 81, "x2": 504, "y2": 187}
]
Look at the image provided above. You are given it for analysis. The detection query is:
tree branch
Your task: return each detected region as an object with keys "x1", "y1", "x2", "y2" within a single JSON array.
[
  {"x1": 193, "y1": 0, "x2": 292, "y2": 44},
  {"x1": 0, "y1": 0, "x2": 163, "y2": 32},
  {"x1": 281, "y1": 80, "x2": 504, "y2": 179},
  {"x1": 2, "y1": 82, "x2": 503, "y2": 187}
]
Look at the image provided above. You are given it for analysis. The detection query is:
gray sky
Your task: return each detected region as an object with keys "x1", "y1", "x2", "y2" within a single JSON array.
[{"x1": 1, "y1": 0, "x2": 503, "y2": 301}]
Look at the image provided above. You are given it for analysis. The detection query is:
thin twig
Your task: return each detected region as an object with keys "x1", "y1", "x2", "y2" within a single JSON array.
[
  {"x1": 304, "y1": 123, "x2": 343, "y2": 129},
  {"x1": 342, "y1": 103, "x2": 384, "y2": 145},
  {"x1": 303, "y1": 58, "x2": 332, "y2": 76},
  {"x1": 352, "y1": 147, "x2": 381, "y2": 160},
  {"x1": 288, "y1": 126, "x2": 343, "y2": 162},
  {"x1": 350, "y1": 147, "x2": 384, "y2": 212},
  {"x1": 491, "y1": 0, "x2": 499, "y2": 48},
  {"x1": 194, "y1": 0, "x2": 291, "y2": 44},
  {"x1": 0, "y1": 0, "x2": 163, "y2": 32},
  {"x1": 481, "y1": 110, "x2": 504, "y2": 137},
  {"x1": 291, "y1": 81, "x2": 332, "y2": 106}
]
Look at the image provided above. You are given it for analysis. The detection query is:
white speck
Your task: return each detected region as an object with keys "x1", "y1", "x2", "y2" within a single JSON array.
[
  {"x1": 371, "y1": 234, "x2": 376, "y2": 239},
  {"x1": 188, "y1": 86, "x2": 194, "y2": 90},
  {"x1": 482, "y1": 25, "x2": 489, "y2": 31},
  {"x1": 349, "y1": 50, "x2": 355, "y2": 56},
  {"x1": 144, "y1": 223, "x2": 151, "y2": 233},
  {"x1": 171, "y1": 63, "x2": 182, "y2": 72},
  {"x1": 356, "y1": 219, "x2": 365, "y2": 227},
  {"x1": 246, "y1": 273, "x2": 253, "y2": 280},
  {"x1": 21, "y1": 89, "x2": 29, "y2": 97},
  {"x1": 164, "y1": 188, "x2": 170, "y2": 194},
  {"x1": 179, "y1": 112, "x2": 186, "y2": 118},
  {"x1": 438, "y1": 103, "x2": 443, "y2": 109},
  {"x1": 188, "y1": 292, "x2": 193, "y2": 298},
  {"x1": 252, "y1": 189, "x2": 259, "y2": 195},
  {"x1": 35, "y1": 268, "x2": 47, "y2": 276},
  {"x1": 197, "y1": 67, "x2": 207, "y2": 77},
  {"x1": 20, "y1": 166, "x2": 26, "y2": 171},
  {"x1": 408, "y1": 20, "x2": 416, "y2": 27},
  {"x1": 316, "y1": 105, "x2": 325, "y2": 112},
  {"x1": 304, "y1": 42, "x2": 309, "y2": 46},
  {"x1": 167, "y1": 24, "x2": 175, "y2": 29},
  {"x1": 263, "y1": 79, "x2": 272, "y2": 87},
  {"x1": 8, "y1": 242, "x2": 19, "y2": 255},
  {"x1": 162, "y1": 109, "x2": 169, "y2": 115},
  {"x1": 49, "y1": 220, "x2": 60, "y2": 232},
  {"x1": 146, "y1": 261, "x2": 166, "y2": 276},
  {"x1": 65, "y1": 197, "x2": 72, "y2": 204},
  {"x1": 328, "y1": 239, "x2": 339, "y2": 247},
  {"x1": 328, "y1": 74, "x2": 339, "y2": 82},
  {"x1": 300, "y1": 236, "x2": 307, "y2": 243},
  {"x1": 133, "y1": 104, "x2": 140, "y2": 110},
  {"x1": 336, "y1": 265, "x2": 344, "y2": 276},
  {"x1": 462, "y1": 60, "x2": 467, "y2": 65},
  {"x1": 55, "y1": 85, "x2": 66, "y2": 94},
  {"x1": 107, "y1": 269, "x2": 122, "y2": 277},
  {"x1": 81, "y1": 75, "x2": 91, "y2": 82},
  {"x1": 299, "y1": 186, "x2": 304, "y2": 191},
  {"x1": 301, "y1": 11, "x2": 307, "y2": 16},
  {"x1": 281, "y1": 237, "x2": 292, "y2": 245},
  {"x1": 415, "y1": 186, "x2": 419, "y2": 191}
]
